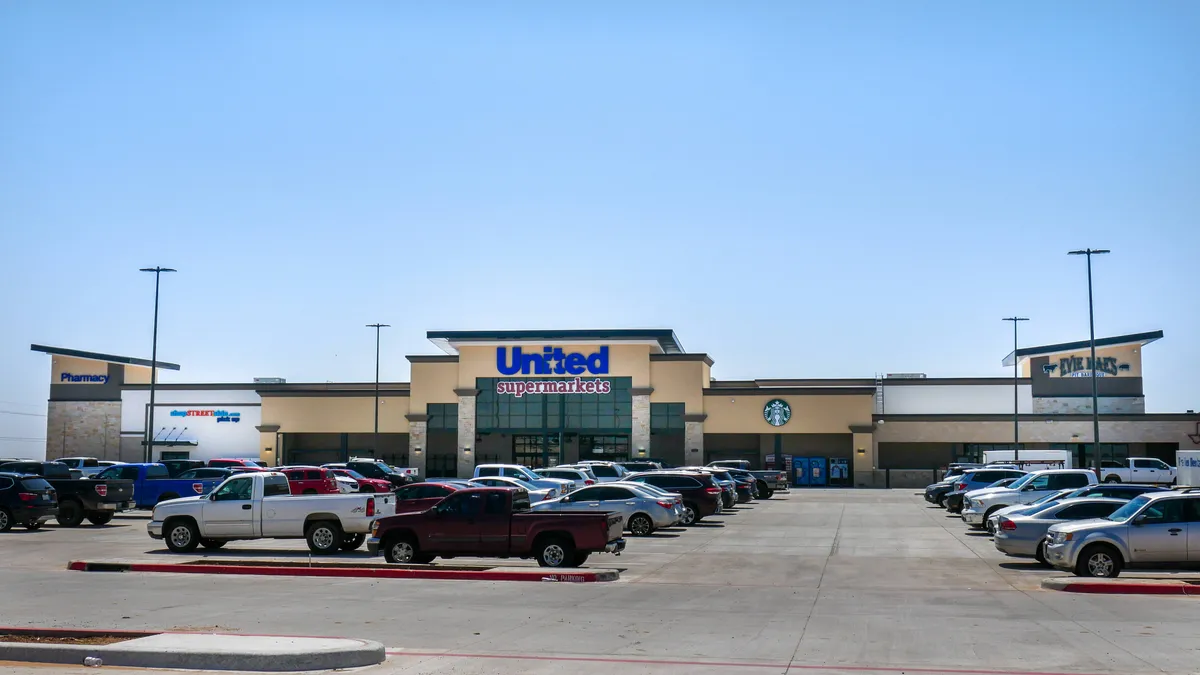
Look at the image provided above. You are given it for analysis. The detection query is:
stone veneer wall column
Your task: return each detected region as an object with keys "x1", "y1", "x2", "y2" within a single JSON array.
[
  {"x1": 683, "y1": 413, "x2": 706, "y2": 464},
  {"x1": 454, "y1": 389, "x2": 477, "y2": 478},
  {"x1": 46, "y1": 401, "x2": 122, "y2": 461},
  {"x1": 405, "y1": 415, "x2": 429, "y2": 480},
  {"x1": 630, "y1": 388, "x2": 653, "y2": 456}
]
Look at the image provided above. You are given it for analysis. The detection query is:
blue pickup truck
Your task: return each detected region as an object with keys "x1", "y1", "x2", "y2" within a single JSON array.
[{"x1": 91, "y1": 463, "x2": 224, "y2": 509}]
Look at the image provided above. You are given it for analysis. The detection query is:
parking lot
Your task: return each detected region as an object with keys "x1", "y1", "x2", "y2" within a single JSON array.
[{"x1": 3, "y1": 489, "x2": 1200, "y2": 675}]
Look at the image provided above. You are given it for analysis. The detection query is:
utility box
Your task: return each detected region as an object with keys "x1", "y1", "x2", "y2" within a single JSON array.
[{"x1": 1177, "y1": 451, "x2": 1200, "y2": 487}]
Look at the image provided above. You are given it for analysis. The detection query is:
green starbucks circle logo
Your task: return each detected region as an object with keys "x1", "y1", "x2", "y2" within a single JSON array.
[{"x1": 763, "y1": 399, "x2": 791, "y2": 427}]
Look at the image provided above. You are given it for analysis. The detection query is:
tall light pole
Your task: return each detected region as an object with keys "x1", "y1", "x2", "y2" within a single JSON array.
[
  {"x1": 139, "y1": 266, "x2": 176, "y2": 462},
  {"x1": 366, "y1": 323, "x2": 390, "y2": 457},
  {"x1": 1068, "y1": 249, "x2": 1109, "y2": 476},
  {"x1": 1002, "y1": 317, "x2": 1029, "y2": 464}
]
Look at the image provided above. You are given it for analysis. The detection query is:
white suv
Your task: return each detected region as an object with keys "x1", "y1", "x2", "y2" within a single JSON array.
[
  {"x1": 473, "y1": 464, "x2": 576, "y2": 492},
  {"x1": 961, "y1": 469, "x2": 1097, "y2": 530}
]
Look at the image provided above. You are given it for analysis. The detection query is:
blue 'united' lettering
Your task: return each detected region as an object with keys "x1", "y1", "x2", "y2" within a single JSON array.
[{"x1": 496, "y1": 346, "x2": 609, "y2": 376}]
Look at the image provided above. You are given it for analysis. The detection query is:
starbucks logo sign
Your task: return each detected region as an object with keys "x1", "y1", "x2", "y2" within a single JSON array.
[{"x1": 763, "y1": 399, "x2": 791, "y2": 427}]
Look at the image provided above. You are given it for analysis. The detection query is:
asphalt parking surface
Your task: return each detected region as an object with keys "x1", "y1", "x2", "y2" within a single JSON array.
[{"x1": 2, "y1": 489, "x2": 1199, "y2": 675}]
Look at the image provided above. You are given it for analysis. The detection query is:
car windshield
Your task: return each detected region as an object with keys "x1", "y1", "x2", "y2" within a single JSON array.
[
  {"x1": 341, "y1": 469, "x2": 367, "y2": 480},
  {"x1": 1006, "y1": 473, "x2": 1037, "y2": 489},
  {"x1": 1105, "y1": 495, "x2": 1152, "y2": 522},
  {"x1": 1032, "y1": 489, "x2": 1073, "y2": 505}
]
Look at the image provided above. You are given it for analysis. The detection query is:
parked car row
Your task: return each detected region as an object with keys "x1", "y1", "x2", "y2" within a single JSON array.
[
  {"x1": 366, "y1": 463, "x2": 782, "y2": 568},
  {"x1": 925, "y1": 464, "x2": 1198, "y2": 578}
]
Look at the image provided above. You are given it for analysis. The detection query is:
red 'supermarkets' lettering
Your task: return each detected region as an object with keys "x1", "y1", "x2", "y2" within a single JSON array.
[{"x1": 496, "y1": 378, "x2": 612, "y2": 398}]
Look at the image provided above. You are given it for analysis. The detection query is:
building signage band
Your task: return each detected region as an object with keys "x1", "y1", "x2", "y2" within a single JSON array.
[
  {"x1": 496, "y1": 378, "x2": 613, "y2": 398},
  {"x1": 60, "y1": 372, "x2": 109, "y2": 384},
  {"x1": 1044, "y1": 356, "x2": 1130, "y2": 378},
  {"x1": 170, "y1": 409, "x2": 242, "y2": 423},
  {"x1": 496, "y1": 346, "x2": 609, "y2": 376}
]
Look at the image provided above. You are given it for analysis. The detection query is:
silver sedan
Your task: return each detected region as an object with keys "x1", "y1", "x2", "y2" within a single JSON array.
[
  {"x1": 993, "y1": 498, "x2": 1126, "y2": 563},
  {"x1": 530, "y1": 482, "x2": 678, "y2": 536}
]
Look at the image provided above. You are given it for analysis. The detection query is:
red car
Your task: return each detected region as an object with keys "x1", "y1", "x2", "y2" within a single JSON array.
[
  {"x1": 276, "y1": 466, "x2": 339, "y2": 495},
  {"x1": 208, "y1": 458, "x2": 268, "y2": 470},
  {"x1": 393, "y1": 482, "x2": 462, "y2": 513},
  {"x1": 327, "y1": 468, "x2": 391, "y2": 493}
]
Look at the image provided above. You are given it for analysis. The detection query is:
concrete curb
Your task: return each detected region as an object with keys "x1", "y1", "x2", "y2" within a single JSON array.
[
  {"x1": 1041, "y1": 577, "x2": 1200, "y2": 595},
  {"x1": 68, "y1": 560, "x2": 618, "y2": 582},
  {"x1": 0, "y1": 631, "x2": 385, "y2": 672}
]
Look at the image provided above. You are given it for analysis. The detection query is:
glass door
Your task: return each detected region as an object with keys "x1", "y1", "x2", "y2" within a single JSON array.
[{"x1": 513, "y1": 434, "x2": 563, "y2": 468}]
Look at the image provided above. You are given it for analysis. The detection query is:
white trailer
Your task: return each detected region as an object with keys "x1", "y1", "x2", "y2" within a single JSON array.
[
  {"x1": 1177, "y1": 451, "x2": 1200, "y2": 487},
  {"x1": 982, "y1": 449, "x2": 1072, "y2": 471}
]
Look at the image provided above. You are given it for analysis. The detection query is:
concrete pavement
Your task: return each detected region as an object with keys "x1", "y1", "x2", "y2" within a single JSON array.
[{"x1": 1, "y1": 491, "x2": 1198, "y2": 674}]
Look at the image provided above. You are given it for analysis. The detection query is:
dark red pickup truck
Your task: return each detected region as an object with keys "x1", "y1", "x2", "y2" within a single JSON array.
[{"x1": 367, "y1": 487, "x2": 626, "y2": 568}]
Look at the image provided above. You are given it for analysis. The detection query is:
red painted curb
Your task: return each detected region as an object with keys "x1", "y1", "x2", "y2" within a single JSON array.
[
  {"x1": 1057, "y1": 582, "x2": 1194, "y2": 595},
  {"x1": 67, "y1": 561, "x2": 614, "y2": 583}
]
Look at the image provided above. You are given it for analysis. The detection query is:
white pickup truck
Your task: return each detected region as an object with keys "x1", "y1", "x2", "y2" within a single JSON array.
[
  {"x1": 148, "y1": 472, "x2": 394, "y2": 554},
  {"x1": 1099, "y1": 458, "x2": 1176, "y2": 485}
]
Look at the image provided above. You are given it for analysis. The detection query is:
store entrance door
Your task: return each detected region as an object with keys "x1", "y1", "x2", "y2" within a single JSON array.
[{"x1": 513, "y1": 433, "x2": 562, "y2": 469}]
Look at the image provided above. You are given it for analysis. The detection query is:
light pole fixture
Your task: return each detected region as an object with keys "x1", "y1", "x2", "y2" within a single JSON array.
[
  {"x1": 1002, "y1": 317, "x2": 1029, "y2": 464},
  {"x1": 1068, "y1": 248, "x2": 1110, "y2": 476},
  {"x1": 366, "y1": 323, "x2": 390, "y2": 457},
  {"x1": 139, "y1": 266, "x2": 176, "y2": 462}
]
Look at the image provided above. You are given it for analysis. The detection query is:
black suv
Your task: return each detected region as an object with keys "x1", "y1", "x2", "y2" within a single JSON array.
[
  {"x1": 0, "y1": 472, "x2": 58, "y2": 531},
  {"x1": 624, "y1": 472, "x2": 723, "y2": 526},
  {"x1": 345, "y1": 459, "x2": 411, "y2": 488}
]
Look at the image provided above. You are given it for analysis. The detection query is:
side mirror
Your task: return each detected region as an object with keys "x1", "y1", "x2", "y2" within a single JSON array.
[{"x1": 1132, "y1": 515, "x2": 1147, "y2": 527}]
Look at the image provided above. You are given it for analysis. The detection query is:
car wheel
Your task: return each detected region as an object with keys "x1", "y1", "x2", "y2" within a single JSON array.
[
  {"x1": 1034, "y1": 542, "x2": 1048, "y2": 566},
  {"x1": 384, "y1": 535, "x2": 421, "y2": 564},
  {"x1": 762, "y1": 488, "x2": 774, "y2": 499},
  {"x1": 572, "y1": 552, "x2": 590, "y2": 566},
  {"x1": 1075, "y1": 544, "x2": 1123, "y2": 578},
  {"x1": 24, "y1": 521, "x2": 42, "y2": 530},
  {"x1": 200, "y1": 538, "x2": 226, "y2": 550},
  {"x1": 0, "y1": 507, "x2": 12, "y2": 532},
  {"x1": 628, "y1": 514, "x2": 654, "y2": 537},
  {"x1": 535, "y1": 537, "x2": 575, "y2": 568},
  {"x1": 359, "y1": 484, "x2": 375, "y2": 493},
  {"x1": 305, "y1": 520, "x2": 341, "y2": 555},
  {"x1": 56, "y1": 500, "x2": 84, "y2": 528},
  {"x1": 679, "y1": 504, "x2": 698, "y2": 526},
  {"x1": 1103, "y1": 476, "x2": 1121, "y2": 483},
  {"x1": 87, "y1": 513, "x2": 114, "y2": 526},
  {"x1": 985, "y1": 518, "x2": 997, "y2": 536},
  {"x1": 165, "y1": 519, "x2": 200, "y2": 553},
  {"x1": 340, "y1": 533, "x2": 366, "y2": 551},
  {"x1": 937, "y1": 495, "x2": 946, "y2": 508}
]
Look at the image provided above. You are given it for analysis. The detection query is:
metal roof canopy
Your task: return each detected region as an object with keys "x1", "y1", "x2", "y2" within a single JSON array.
[
  {"x1": 31, "y1": 344, "x2": 181, "y2": 371},
  {"x1": 426, "y1": 329, "x2": 685, "y2": 356},
  {"x1": 1002, "y1": 330, "x2": 1163, "y2": 367}
]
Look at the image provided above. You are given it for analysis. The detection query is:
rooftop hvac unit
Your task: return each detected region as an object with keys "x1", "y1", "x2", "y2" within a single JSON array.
[
  {"x1": 253, "y1": 377, "x2": 286, "y2": 384},
  {"x1": 885, "y1": 373, "x2": 927, "y2": 379}
]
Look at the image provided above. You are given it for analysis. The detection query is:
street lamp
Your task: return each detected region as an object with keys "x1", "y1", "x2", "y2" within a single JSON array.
[
  {"x1": 1067, "y1": 249, "x2": 1110, "y2": 476},
  {"x1": 1002, "y1": 317, "x2": 1029, "y2": 464},
  {"x1": 139, "y1": 266, "x2": 176, "y2": 462},
  {"x1": 366, "y1": 323, "x2": 390, "y2": 457}
]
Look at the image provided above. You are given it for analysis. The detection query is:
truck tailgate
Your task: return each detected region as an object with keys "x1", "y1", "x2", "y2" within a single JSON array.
[
  {"x1": 606, "y1": 513, "x2": 624, "y2": 542},
  {"x1": 95, "y1": 480, "x2": 135, "y2": 504}
]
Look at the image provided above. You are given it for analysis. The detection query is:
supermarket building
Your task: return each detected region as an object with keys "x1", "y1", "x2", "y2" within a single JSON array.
[{"x1": 32, "y1": 329, "x2": 1200, "y2": 487}]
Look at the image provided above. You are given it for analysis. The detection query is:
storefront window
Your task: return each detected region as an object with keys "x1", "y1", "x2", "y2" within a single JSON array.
[
  {"x1": 960, "y1": 444, "x2": 1025, "y2": 463},
  {"x1": 475, "y1": 377, "x2": 632, "y2": 432},
  {"x1": 427, "y1": 404, "x2": 458, "y2": 431},
  {"x1": 650, "y1": 403, "x2": 685, "y2": 431}
]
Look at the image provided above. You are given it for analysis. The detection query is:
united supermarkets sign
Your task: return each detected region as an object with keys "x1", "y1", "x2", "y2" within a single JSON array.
[{"x1": 496, "y1": 378, "x2": 612, "y2": 398}]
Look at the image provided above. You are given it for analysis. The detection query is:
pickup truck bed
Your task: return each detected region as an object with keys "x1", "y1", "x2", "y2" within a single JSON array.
[{"x1": 369, "y1": 487, "x2": 626, "y2": 568}]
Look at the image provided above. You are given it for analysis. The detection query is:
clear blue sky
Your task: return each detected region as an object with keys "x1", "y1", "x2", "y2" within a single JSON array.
[{"x1": 2, "y1": 1, "x2": 1198, "y2": 454}]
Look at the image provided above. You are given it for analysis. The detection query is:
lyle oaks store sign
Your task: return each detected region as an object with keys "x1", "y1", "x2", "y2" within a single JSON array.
[{"x1": 495, "y1": 346, "x2": 612, "y2": 398}]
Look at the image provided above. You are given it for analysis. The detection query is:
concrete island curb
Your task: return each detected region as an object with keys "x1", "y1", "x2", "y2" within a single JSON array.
[
  {"x1": 0, "y1": 628, "x2": 385, "y2": 672},
  {"x1": 68, "y1": 560, "x2": 619, "y2": 582},
  {"x1": 1041, "y1": 577, "x2": 1200, "y2": 595}
]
